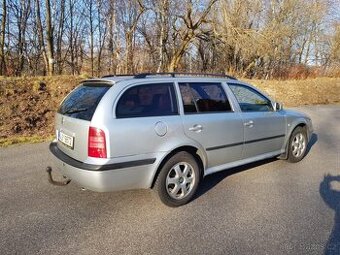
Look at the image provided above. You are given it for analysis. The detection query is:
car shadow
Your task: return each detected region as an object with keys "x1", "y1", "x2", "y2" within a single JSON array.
[
  {"x1": 320, "y1": 174, "x2": 340, "y2": 255},
  {"x1": 195, "y1": 132, "x2": 318, "y2": 200},
  {"x1": 306, "y1": 133, "x2": 318, "y2": 155},
  {"x1": 195, "y1": 157, "x2": 278, "y2": 199}
]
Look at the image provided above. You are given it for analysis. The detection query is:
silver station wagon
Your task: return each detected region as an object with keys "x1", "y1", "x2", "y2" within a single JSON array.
[{"x1": 48, "y1": 73, "x2": 313, "y2": 206}]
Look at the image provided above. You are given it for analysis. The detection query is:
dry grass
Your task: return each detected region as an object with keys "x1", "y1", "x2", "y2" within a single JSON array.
[
  {"x1": 0, "y1": 135, "x2": 54, "y2": 147},
  {"x1": 0, "y1": 76, "x2": 339, "y2": 147},
  {"x1": 0, "y1": 75, "x2": 84, "y2": 142},
  {"x1": 247, "y1": 77, "x2": 340, "y2": 107}
]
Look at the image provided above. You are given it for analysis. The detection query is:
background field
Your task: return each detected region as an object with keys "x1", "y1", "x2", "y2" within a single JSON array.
[{"x1": 0, "y1": 76, "x2": 339, "y2": 146}]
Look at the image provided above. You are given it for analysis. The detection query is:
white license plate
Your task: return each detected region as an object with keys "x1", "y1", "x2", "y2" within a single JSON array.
[{"x1": 58, "y1": 131, "x2": 74, "y2": 149}]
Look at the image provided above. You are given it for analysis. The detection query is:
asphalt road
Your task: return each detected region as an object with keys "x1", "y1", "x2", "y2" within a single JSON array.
[{"x1": 0, "y1": 105, "x2": 339, "y2": 255}]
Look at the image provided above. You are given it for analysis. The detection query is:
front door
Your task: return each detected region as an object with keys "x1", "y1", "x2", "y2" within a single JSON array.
[
  {"x1": 228, "y1": 84, "x2": 286, "y2": 159},
  {"x1": 178, "y1": 82, "x2": 244, "y2": 168}
]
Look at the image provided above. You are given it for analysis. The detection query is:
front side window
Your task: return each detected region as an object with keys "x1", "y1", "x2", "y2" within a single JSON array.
[
  {"x1": 229, "y1": 84, "x2": 273, "y2": 112},
  {"x1": 116, "y1": 83, "x2": 178, "y2": 118},
  {"x1": 179, "y1": 82, "x2": 232, "y2": 113}
]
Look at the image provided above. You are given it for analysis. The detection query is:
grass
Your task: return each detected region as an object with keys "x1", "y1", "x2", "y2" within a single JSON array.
[
  {"x1": 0, "y1": 76, "x2": 339, "y2": 148},
  {"x1": 246, "y1": 77, "x2": 340, "y2": 107},
  {"x1": 0, "y1": 135, "x2": 54, "y2": 148}
]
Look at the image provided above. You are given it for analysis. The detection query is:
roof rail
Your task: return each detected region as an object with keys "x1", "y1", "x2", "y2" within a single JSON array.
[
  {"x1": 101, "y1": 74, "x2": 135, "y2": 78},
  {"x1": 133, "y1": 72, "x2": 237, "y2": 80}
]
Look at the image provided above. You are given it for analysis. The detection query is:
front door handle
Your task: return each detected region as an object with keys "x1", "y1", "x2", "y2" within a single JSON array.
[
  {"x1": 189, "y1": 124, "x2": 203, "y2": 132},
  {"x1": 244, "y1": 120, "x2": 254, "y2": 128}
]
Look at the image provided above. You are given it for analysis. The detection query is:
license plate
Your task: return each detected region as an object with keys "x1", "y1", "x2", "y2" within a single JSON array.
[{"x1": 58, "y1": 131, "x2": 74, "y2": 149}]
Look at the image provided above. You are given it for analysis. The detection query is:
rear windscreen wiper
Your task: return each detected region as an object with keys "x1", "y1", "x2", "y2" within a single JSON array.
[{"x1": 64, "y1": 107, "x2": 88, "y2": 114}]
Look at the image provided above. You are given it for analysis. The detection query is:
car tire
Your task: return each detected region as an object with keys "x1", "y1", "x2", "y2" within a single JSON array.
[
  {"x1": 154, "y1": 151, "x2": 201, "y2": 207},
  {"x1": 287, "y1": 126, "x2": 308, "y2": 163}
]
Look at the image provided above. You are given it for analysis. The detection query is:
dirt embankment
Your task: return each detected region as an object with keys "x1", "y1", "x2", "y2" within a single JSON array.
[
  {"x1": 0, "y1": 76, "x2": 83, "y2": 143},
  {"x1": 0, "y1": 76, "x2": 339, "y2": 145}
]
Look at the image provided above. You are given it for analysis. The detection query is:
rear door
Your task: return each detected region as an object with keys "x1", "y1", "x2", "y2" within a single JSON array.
[
  {"x1": 56, "y1": 82, "x2": 111, "y2": 161},
  {"x1": 109, "y1": 82, "x2": 180, "y2": 157},
  {"x1": 228, "y1": 83, "x2": 286, "y2": 158},
  {"x1": 178, "y1": 82, "x2": 244, "y2": 168}
]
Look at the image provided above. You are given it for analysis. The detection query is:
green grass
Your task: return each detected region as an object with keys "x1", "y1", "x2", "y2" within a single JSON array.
[{"x1": 0, "y1": 135, "x2": 54, "y2": 148}]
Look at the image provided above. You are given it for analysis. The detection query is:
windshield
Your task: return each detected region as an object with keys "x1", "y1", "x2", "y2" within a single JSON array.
[{"x1": 58, "y1": 83, "x2": 110, "y2": 121}]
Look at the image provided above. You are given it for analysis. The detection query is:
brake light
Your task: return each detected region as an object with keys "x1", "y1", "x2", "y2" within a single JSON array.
[{"x1": 88, "y1": 127, "x2": 107, "y2": 158}]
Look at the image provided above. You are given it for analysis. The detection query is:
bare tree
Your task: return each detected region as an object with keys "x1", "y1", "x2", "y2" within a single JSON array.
[
  {"x1": 155, "y1": 0, "x2": 170, "y2": 72},
  {"x1": 0, "y1": 0, "x2": 338, "y2": 78},
  {"x1": 85, "y1": 0, "x2": 95, "y2": 76},
  {"x1": 329, "y1": 23, "x2": 340, "y2": 68},
  {"x1": 10, "y1": 0, "x2": 31, "y2": 75},
  {"x1": 55, "y1": 0, "x2": 66, "y2": 74},
  {"x1": 117, "y1": 0, "x2": 146, "y2": 73},
  {"x1": 0, "y1": 0, "x2": 6, "y2": 75},
  {"x1": 167, "y1": 0, "x2": 218, "y2": 72},
  {"x1": 95, "y1": 0, "x2": 108, "y2": 76},
  {"x1": 106, "y1": 0, "x2": 119, "y2": 74},
  {"x1": 34, "y1": 0, "x2": 48, "y2": 75},
  {"x1": 45, "y1": 0, "x2": 54, "y2": 75}
]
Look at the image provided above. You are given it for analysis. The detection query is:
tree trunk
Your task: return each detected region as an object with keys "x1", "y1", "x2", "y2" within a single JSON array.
[
  {"x1": 108, "y1": 1, "x2": 116, "y2": 74},
  {"x1": 45, "y1": 0, "x2": 54, "y2": 76},
  {"x1": 88, "y1": 0, "x2": 94, "y2": 77},
  {"x1": 35, "y1": 0, "x2": 48, "y2": 75},
  {"x1": 156, "y1": 0, "x2": 168, "y2": 72},
  {"x1": 16, "y1": 1, "x2": 29, "y2": 76},
  {"x1": 168, "y1": 35, "x2": 192, "y2": 72},
  {"x1": 96, "y1": 2, "x2": 106, "y2": 77},
  {"x1": 125, "y1": 31, "x2": 134, "y2": 74},
  {"x1": 90, "y1": 22, "x2": 94, "y2": 77},
  {"x1": 0, "y1": 0, "x2": 6, "y2": 75},
  {"x1": 108, "y1": 1, "x2": 119, "y2": 74},
  {"x1": 69, "y1": 0, "x2": 75, "y2": 75},
  {"x1": 56, "y1": 0, "x2": 65, "y2": 74}
]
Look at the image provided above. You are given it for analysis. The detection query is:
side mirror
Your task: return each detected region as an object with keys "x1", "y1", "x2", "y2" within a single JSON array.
[{"x1": 274, "y1": 102, "x2": 283, "y2": 111}]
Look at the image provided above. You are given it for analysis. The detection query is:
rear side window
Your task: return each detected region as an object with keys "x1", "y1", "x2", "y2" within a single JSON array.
[
  {"x1": 179, "y1": 82, "x2": 232, "y2": 113},
  {"x1": 58, "y1": 83, "x2": 110, "y2": 121},
  {"x1": 116, "y1": 83, "x2": 178, "y2": 118}
]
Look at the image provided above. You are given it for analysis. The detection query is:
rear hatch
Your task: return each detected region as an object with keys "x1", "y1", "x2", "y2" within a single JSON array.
[{"x1": 55, "y1": 81, "x2": 111, "y2": 162}]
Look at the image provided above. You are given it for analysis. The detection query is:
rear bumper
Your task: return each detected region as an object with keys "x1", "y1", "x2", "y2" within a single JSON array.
[{"x1": 49, "y1": 142, "x2": 156, "y2": 192}]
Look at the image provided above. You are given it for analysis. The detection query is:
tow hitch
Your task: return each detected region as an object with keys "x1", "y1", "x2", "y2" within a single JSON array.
[{"x1": 46, "y1": 166, "x2": 71, "y2": 186}]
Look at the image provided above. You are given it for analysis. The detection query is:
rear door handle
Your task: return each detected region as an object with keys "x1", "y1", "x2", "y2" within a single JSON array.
[
  {"x1": 189, "y1": 124, "x2": 203, "y2": 132},
  {"x1": 244, "y1": 120, "x2": 254, "y2": 127}
]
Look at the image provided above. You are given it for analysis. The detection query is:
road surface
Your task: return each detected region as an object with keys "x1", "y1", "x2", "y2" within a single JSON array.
[{"x1": 0, "y1": 105, "x2": 339, "y2": 255}]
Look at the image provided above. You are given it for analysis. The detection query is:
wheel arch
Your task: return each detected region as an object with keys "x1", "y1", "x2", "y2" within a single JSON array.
[
  {"x1": 280, "y1": 121, "x2": 308, "y2": 159},
  {"x1": 289, "y1": 121, "x2": 307, "y2": 138},
  {"x1": 150, "y1": 145, "x2": 206, "y2": 188}
]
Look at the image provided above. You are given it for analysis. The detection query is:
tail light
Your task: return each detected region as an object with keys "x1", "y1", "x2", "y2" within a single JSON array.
[{"x1": 88, "y1": 127, "x2": 107, "y2": 158}]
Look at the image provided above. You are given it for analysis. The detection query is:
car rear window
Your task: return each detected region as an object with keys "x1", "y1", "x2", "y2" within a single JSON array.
[{"x1": 58, "y1": 83, "x2": 110, "y2": 121}]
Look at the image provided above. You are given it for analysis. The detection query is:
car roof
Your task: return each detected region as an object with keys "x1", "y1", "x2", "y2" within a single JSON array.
[{"x1": 85, "y1": 73, "x2": 238, "y2": 85}]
